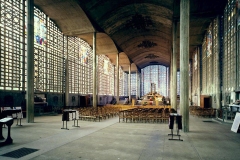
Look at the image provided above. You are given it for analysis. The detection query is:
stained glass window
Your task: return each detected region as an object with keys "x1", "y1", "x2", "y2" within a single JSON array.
[
  {"x1": 141, "y1": 65, "x2": 169, "y2": 96},
  {"x1": 212, "y1": 17, "x2": 220, "y2": 94},
  {"x1": 97, "y1": 55, "x2": 114, "y2": 95},
  {"x1": 119, "y1": 67, "x2": 123, "y2": 96},
  {"x1": 79, "y1": 39, "x2": 93, "y2": 94},
  {"x1": 131, "y1": 73, "x2": 136, "y2": 96},
  {"x1": 207, "y1": 24, "x2": 213, "y2": 94},
  {"x1": 202, "y1": 35, "x2": 207, "y2": 94},
  {"x1": 68, "y1": 37, "x2": 93, "y2": 94},
  {"x1": 34, "y1": 7, "x2": 47, "y2": 92},
  {"x1": 0, "y1": 0, "x2": 25, "y2": 90},
  {"x1": 0, "y1": 1, "x2": 94, "y2": 96},
  {"x1": 177, "y1": 71, "x2": 180, "y2": 95},
  {"x1": 192, "y1": 49, "x2": 199, "y2": 95},
  {"x1": 116, "y1": 67, "x2": 125, "y2": 96},
  {"x1": 124, "y1": 72, "x2": 128, "y2": 96},
  {"x1": 237, "y1": 0, "x2": 240, "y2": 88},
  {"x1": 223, "y1": 0, "x2": 236, "y2": 94},
  {"x1": 68, "y1": 37, "x2": 78, "y2": 94},
  {"x1": 46, "y1": 16, "x2": 64, "y2": 93}
]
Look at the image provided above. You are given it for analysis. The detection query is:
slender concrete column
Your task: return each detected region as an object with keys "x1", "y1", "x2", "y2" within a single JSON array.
[
  {"x1": 116, "y1": 53, "x2": 119, "y2": 104},
  {"x1": 136, "y1": 71, "x2": 138, "y2": 99},
  {"x1": 197, "y1": 47, "x2": 201, "y2": 106},
  {"x1": 216, "y1": 16, "x2": 221, "y2": 109},
  {"x1": 170, "y1": 52, "x2": 173, "y2": 103},
  {"x1": 172, "y1": 20, "x2": 178, "y2": 110},
  {"x1": 169, "y1": 68, "x2": 170, "y2": 96},
  {"x1": 128, "y1": 64, "x2": 131, "y2": 101},
  {"x1": 167, "y1": 68, "x2": 169, "y2": 96},
  {"x1": 180, "y1": 0, "x2": 189, "y2": 132},
  {"x1": 93, "y1": 32, "x2": 97, "y2": 107},
  {"x1": 113, "y1": 65, "x2": 115, "y2": 96},
  {"x1": 26, "y1": 0, "x2": 34, "y2": 123},
  {"x1": 139, "y1": 73, "x2": 141, "y2": 97},
  {"x1": 65, "y1": 56, "x2": 69, "y2": 107}
]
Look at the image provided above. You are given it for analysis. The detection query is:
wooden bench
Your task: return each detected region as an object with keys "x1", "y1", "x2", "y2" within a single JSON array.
[
  {"x1": 0, "y1": 117, "x2": 14, "y2": 146},
  {"x1": 79, "y1": 115, "x2": 98, "y2": 121}
]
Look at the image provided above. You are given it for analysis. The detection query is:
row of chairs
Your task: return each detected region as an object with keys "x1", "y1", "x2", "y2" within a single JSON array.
[
  {"x1": 119, "y1": 108, "x2": 177, "y2": 123},
  {"x1": 106, "y1": 104, "x2": 172, "y2": 111},
  {"x1": 189, "y1": 106, "x2": 216, "y2": 118},
  {"x1": 78, "y1": 106, "x2": 120, "y2": 122}
]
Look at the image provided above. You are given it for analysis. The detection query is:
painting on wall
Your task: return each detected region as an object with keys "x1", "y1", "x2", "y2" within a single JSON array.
[
  {"x1": 206, "y1": 30, "x2": 212, "y2": 57},
  {"x1": 34, "y1": 15, "x2": 47, "y2": 46},
  {"x1": 194, "y1": 53, "x2": 198, "y2": 70},
  {"x1": 79, "y1": 45, "x2": 89, "y2": 64}
]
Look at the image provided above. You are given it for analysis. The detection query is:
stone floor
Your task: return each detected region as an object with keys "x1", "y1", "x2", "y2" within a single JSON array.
[{"x1": 0, "y1": 114, "x2": 240, "y2": 160}]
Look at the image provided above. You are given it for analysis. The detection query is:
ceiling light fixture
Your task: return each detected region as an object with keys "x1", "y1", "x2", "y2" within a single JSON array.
[
  {"x1": 125, "y1": 13, "x2": 153, "y2": 30},
  {"x1": 144, "y1": 54, "x2": 159, "y2": 59},
  {"x1": 137, "y1": 40, "x2": 157, "y2": 48}
]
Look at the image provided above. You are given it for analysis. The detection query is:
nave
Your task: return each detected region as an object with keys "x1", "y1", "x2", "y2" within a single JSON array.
[{"x1": 0, "y1": 114, "x2": 239, "y2": 160}]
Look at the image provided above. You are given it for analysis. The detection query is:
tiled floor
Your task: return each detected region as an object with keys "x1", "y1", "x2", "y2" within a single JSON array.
[{"x1": 0, "y1": 114, "x2": 240, "y2": 160}]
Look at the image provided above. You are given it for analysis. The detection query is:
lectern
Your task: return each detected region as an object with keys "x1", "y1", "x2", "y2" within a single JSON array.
[{"x1": 168, "y1": 113, "x2": 183, "y2": 141}]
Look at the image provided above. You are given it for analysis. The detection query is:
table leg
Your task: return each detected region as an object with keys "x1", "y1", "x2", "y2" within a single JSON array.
[
  {"x1": 0, "y1": 123, "x2": 4, "y2": 140},
  {"x1": 5, "y1": 123, "x2": 13, "y2": 144}
]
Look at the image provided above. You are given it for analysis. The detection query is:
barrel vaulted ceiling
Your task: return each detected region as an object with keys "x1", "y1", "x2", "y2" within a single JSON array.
[{"x1": 34, "y1": 0, "x2": 227, "y2": 72}]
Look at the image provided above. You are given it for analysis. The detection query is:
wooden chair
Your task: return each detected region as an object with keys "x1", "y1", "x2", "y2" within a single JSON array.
[
  {"x1": 162, "y1": 108, "x2": 170, "y2": 123},
  {"x1": 155, "y1": 108, "x2": 164, "y2": 123},
  {"x1": 125, "y1": 111, "x2": 133, "y2": 123}
]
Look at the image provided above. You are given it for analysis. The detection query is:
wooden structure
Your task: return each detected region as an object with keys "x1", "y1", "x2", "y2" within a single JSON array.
[{"x1": 200, "y1": 95, "x2": 211, "y2": 108}]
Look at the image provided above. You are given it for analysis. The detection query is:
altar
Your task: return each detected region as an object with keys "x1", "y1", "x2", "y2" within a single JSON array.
[{"x1": 141, "y1": 93, "x2": 164, "y2": 106}]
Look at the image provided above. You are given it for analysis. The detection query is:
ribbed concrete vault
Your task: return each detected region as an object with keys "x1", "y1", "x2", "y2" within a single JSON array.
[{"x1": 34, "y1": 0, "x2": 227, "y2": 71}]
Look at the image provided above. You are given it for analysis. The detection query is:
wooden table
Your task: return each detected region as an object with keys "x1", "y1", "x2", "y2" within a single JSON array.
[
  {"x1": 1, "y1": 109, "x2": 22, "y2": 117},
  {"x1": 1, "y1": 109, "x2": 22, "y2": 126},
  {"x1": 61, "y1": 109, "x2": 79, "y2": 130}
]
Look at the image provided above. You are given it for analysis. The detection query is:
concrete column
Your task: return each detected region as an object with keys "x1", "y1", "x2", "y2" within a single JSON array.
[
  {"x1": 138, "y1": 73, "x2": 141, "y2": 97},
  {"x1": 113, "y1": 66, "x2": 115, "y2": 95},
  {"x1": 136, "y1": 71, "x2": 138, "y2": 99},
  {"x1": 216, "y1": 16, "x2": 221, "y2": 109},
  {"x1": 170, "y1": 52, "x2": 173, "y2": 102},
  {"x1": 180, "y1": 0, "x2": 190, "y2": 132},
  {"x1": 189, "y1": 60, "x2": 192, "y2": 101},
  {"x1": 168, "y1": 67, "x2": 170, "y2": 96},
  {"x1": 93, "y1": 32, "x2": 97, "y2": 107},
  {"x1": 197, "y1": 47, "x2": 201, "y2": 106},
  {"x1": 116, "y1": 53, "x2": 119, "y2": 104},
  {"x1": 172, "y1": 20, "x2": 178, "y2": 110},
  {"x1": 65, "y1": 56, "x2": 69, "y2": 107},
  {"x1": 26, "y1": 0, "x2": 34, "y2": 123},
  {"x1": 128, "y1": 65, "x2": 131, "y2": 101}
]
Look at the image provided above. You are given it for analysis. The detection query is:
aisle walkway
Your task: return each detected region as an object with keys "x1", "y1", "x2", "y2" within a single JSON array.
[{"x1": 0, "y1": 114, "x2": 240, "y2": 160}]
